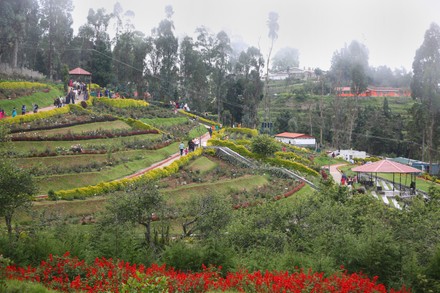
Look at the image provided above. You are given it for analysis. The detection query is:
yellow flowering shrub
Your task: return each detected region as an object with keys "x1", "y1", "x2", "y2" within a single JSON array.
[
  {"x1": 0, "y1": 81, "x2": 48, "y2": 90},
  {"x1": 94, "y1": 98, "x2": 149, "y2": 108},
  {"x1": 52, "y1": 148, "x2": 203, "y2": 200}
]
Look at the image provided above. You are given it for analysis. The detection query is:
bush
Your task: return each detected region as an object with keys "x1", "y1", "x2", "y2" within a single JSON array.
[
  {"x1": 94, "y1": 97, "x2": 149, "y2": 108},
  {"x1": 250, "y1": 134, "x2": 278, "y2": 157},
  {"x1": 0, "y1": 81, "x2": 48, "y2": 90}
]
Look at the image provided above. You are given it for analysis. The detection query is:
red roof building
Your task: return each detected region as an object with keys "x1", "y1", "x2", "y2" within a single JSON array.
[
  {"x1": 335, "y1": 86, "x2": 410, "y2": 97},
  {"x1": 274, "y1": 132, "x2": 316, "y2": 148}
]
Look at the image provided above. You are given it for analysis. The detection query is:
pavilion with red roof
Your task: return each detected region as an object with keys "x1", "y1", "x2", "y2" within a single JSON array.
[
  {"x1": 69, "y1": 67, "x2": 92, "y2": 90},
  {"x1": 352, "y1": 159, "x2": 421, "y2": 192}
]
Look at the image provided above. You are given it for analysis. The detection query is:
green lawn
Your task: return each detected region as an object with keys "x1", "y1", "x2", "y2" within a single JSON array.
[
  {"x1": 186, "y1": 156, "x2": 218, "y2": 174},
  {"x1": 15, "y1": 149, "x2": 151, "y2": 170},
  {"x1": 26, "y1": 120, "x2": 132, "y2": 136},
  {"x1": 35, "y1": 142, "x2": 179, "y2": 193},
  {"x1": 9, "y1": 133, "x2": 162, "y2": 155},
  {"x1": 0, "y1": 87, "x2": 64, "y2": 115},
  {"x1": 140, "y1": 117, "x2": 189, "y2": 127},
  {"x1": 162, "y1": 175, "x2": 269, "y2": 205},
  {"x1": 313, "y1": 154, "x2": 345, "y2": 167}
]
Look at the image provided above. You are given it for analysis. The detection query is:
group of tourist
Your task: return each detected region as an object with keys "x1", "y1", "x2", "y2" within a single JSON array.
[
  {"x1": 0, "y1": 104, "x2": 39, "y2": 119},
  {"x1": 341, "y1": 173, "x2": 357, "y2": 186},
  {"x1": 179, "y1": 139, "x2": 199, "y2": 156}
]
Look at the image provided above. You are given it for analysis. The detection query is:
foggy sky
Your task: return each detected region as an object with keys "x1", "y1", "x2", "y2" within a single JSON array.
[{"x1": 71, "y1": 0, "x2": 440, "y2": 71}]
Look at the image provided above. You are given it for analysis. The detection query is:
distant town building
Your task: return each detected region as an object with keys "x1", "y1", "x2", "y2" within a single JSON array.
[
  {"x1": 274, "y1": 132, "x2": 316, "y2": 148},
  {"x1": 335, "y1": 86, "x2": 411, "y2": 97},
  {"x1": 268, "y1": 67, "x2": 318, "y2": 81}
]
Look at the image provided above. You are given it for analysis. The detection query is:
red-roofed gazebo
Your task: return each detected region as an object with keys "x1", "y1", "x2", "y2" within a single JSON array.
[
  {"x1": 352, "y1": 159, "x2": 421, "y2": 192},
  {"x1": 68, "y1": 67, "x2": 92, "y2": 93},
  {"x1": 69, "y1": 67, "x2": 91, "y2": 75}
]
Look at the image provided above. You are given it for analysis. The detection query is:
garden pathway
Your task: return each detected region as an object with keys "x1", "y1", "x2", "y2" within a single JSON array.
[
  {"x1": 124, "y1": 131, "x2": 211, "y2": 179},
  {"x1": 35, "y1": 131, "x2": 211, "y2": 199},
  {"x1": 329, "y1": 163, "x2": 347, "y2": 184}
]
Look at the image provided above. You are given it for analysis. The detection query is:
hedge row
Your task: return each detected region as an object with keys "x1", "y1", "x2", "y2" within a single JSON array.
[
  {"x1": 208, "y1": 138, "x2": 319, "y2": 177},
  {"x1": 266, "y1": 157, "x2": 320, "y2": 177},
  {"x1": 224, "y1": 127, "x2": 258, "y2": 137},
  {"x1": 208, "y1": 139, "x2": 257, "y2": 159},
  {"x1": 282, "y1": 143, "x2": 312, "y2": 154},
  {"x1": 52, "y1": 148, "x2": 203, "y2": 200},
  {"x1": 275, "y1": 151, "x2": 311, "y2": 165},
  {"x1": 123, "y1": 118, "x2": 161, "y2": 133},
  {"x1": 94, "y1": 97, "x2": 149, "y2": 108},
  {"x1": 178, "y1": 110, "x2": 220, "y2": 127},
  {"x1": 0, "y1": 81, "x2": 48, "y2": 90}
]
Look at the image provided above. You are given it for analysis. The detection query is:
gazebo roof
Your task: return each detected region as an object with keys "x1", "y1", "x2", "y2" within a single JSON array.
[
  {"x1": 69, "y1": 67, "x2": 91, "y2": 75},
  {"x1": 352, "y1": 159, "x2": 421, "y2": 174}
]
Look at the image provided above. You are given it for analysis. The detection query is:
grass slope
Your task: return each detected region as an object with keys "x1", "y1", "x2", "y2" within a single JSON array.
[
  {"x1": 24, "y1": 120, "x2": 132, "y2": 136},
  {"x1": 162, "y1": 175, "x2": 269, "y2": 205},
  {"x1": 35, "y1": 142, "x2": 179, "y2": 193},
  {"x1": 10, "y1": 133, "x2": 162, "y2": 155}
]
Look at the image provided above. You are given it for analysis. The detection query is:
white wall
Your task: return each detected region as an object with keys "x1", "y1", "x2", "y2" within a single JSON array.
[{"x1": 276, "y1": 137, "x2": 316, "y2": 147}]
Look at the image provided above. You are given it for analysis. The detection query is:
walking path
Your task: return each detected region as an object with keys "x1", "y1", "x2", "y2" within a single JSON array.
[
  {"x1": 124, "y1": 132, "x2": 211, "y2": 179},
  {"x1": 329, "y1": 163, "x2": 347, "y2": 184},
  {"x1": 36, "y1": 128, "x2": 211, "y2": 199}
]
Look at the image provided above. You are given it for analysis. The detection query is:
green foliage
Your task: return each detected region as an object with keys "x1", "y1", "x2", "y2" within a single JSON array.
[
  {"x1": 123, "y1": 118, "x2": 161, "y2": 132},
  {"x1": 162, "y1": 240, "x2": 234, "y2": 274},
  {"x1": 0, "y1": 159, "x2": 36, "y2": 234},
  {"x1": 121, "y1": 272, "x2": 168, "y2": 293},
  {"x1": 275, "y1": 151, "x2": 311, "y2": 165},
  {"x1": 224, "y1": 127, "x2": 258, "y2": 137},
  {"x1": 250, "y1": 134, "x2": 279, "y2": 157},
  {"x1": 3, "y1": 279, "x2": 58, "y2": 292}
]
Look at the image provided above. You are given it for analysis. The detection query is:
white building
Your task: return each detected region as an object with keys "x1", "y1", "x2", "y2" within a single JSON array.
[
  {"x1": 334, "y1": 149, "x2": 367, "y2": 161},
  {"x1": 274, "y1": 132, "x2": 316, "y2": 148}
]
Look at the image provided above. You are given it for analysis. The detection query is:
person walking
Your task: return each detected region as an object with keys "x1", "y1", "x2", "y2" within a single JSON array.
[
  {"x1": 21, "y1": 105, "x2": 26, "y2": 115},
  {"x1": 179, "y1": 142, "x2": 185, "y2": 156},
  {"x1": 12, "y1": 107, "x2": 17, "y2": 117}
]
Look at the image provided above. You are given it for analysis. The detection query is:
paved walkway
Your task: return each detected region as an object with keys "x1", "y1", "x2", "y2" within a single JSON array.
[
  {"x1": 124, "y1": 132, "x2": 211, "y2": 179},
  {"x1": 329, "y1": 163, "x2": 347, "y2": 184}
]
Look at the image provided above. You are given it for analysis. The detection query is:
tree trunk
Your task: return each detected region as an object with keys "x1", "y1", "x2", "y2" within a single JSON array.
[
  {"x1": 142, "y1": 221, "x2": 151, "y2": 246},
  {"x1": 428, "y1": 115, "x2": 434, "y2": 173},
  {"x1": 5, "y1": 215, "x2": 12, "y2": 236},
  {"x1": 182, "y1": 217, "x2": 198, "y2": 237},
  {"x1": 11, "y1": 38, "x2": 18, "y2": 68}
]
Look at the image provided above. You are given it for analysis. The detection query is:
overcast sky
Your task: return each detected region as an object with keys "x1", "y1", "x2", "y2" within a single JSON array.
[{"x1": 71, "y1": 0, "x2": 440, "y2": 71}]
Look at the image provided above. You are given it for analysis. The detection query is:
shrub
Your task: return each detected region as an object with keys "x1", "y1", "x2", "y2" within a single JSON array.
[
  {"x1": 225, "y1": 127, "x2": 258, "y2": 137},
  {"x1": 94, "y1": 98, "x2": 149, "y2": 108},
  {"x1": 0, "y1": 81, "x2": 48, "y2": 90},
  {"x1": 250, "y1": 134, "x2": 279, "y2": 157},
  {"x1": 178, "y1": 110, "x2": 220, "y2": 127}
]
